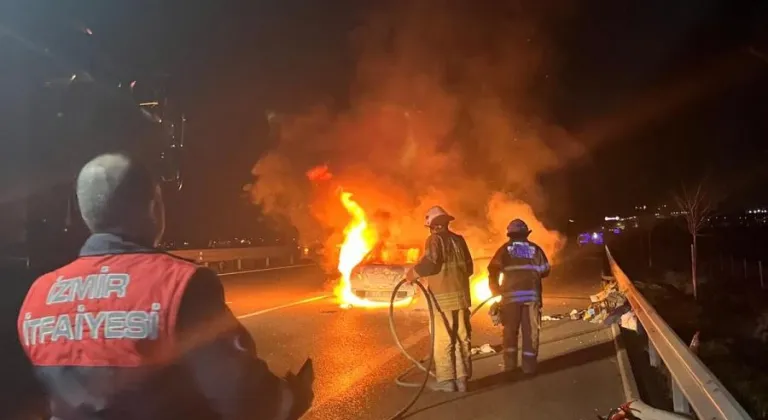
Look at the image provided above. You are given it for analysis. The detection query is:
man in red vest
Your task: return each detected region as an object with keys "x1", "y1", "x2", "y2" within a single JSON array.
[{"x1": 17, "y1": 153, "x2": 312, "y2": 419}]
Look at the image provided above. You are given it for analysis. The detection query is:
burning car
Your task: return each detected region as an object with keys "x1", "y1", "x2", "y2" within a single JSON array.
[{"x1": 348, "y1": 245, "x2": 420, "y2": 303}]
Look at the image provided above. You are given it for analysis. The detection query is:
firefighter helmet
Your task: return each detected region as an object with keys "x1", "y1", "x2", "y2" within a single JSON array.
[
  {"x1": 424, "y1": 206, "x2": 455, "y2": 227},
  {"x1": 507, "y1": 219, "x2": 531, "y2": 236}
]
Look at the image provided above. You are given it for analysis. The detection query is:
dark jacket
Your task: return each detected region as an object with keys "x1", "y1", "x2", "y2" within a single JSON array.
[
  {"x1": 21, "y1": 233, "x2": 294, "y2": 420},
  {"x1": 413, "y1": 229, "x2": 474, "y2": 311},
  {"x1": 487, "y1": 239, "x2": 550, "y2": 305}
]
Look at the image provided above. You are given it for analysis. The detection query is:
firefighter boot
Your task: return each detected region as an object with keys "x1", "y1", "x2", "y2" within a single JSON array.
[
  {"x1": 521, "y1": 354, "x2": 538, "y2": 375},
  {"x1": 456, "y1": 377, "x2": 469, "y2": 392},
  {"x1": 429, "y1": 380, "x2": 457, "y2": 392}
]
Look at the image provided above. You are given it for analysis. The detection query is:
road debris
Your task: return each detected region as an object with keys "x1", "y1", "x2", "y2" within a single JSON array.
[
  {"x1": 471, "y1": 343, "x2": 497, "y2": 355},
  {"x1": 557, "y1": 278, "x2": 640, "y2": 331},
  {"x1": 542, "y1": 314, "x2": 565, "y2": 321},
  {"x1": 618, "y1": 311, "x2": 638, "y2": 332},
  {"x1": 596, "y1": 401, "x2": 641, "y2": 420}
]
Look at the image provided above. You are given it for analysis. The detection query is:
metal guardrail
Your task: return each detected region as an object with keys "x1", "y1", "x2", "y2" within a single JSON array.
[
  {"x1": 606, "y1": 247, "x2": 752, "y2": 420},
  {"x1": 170, "y1": 246, "x2": 296, "y2": 263},
  {"x1": 169, "y1": 246, "x2": 303, "y2": 271}
]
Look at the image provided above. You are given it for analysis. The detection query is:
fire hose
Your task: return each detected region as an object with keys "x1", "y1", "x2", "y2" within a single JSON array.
[{"x1": 385, "y1": 278, "x2": 497, "y2": 420}]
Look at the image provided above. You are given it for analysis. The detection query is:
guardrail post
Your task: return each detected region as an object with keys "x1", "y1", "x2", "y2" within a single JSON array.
[
  {"x1": 760, "y1": 261, "x2": 764, "y2": 289},
  {"x1": 641, "y1": 322, "x2": 661, "y2": 368},
  {"x1": 237, "y1": 259, "x2": 242, "y2": 271},
  {"x1": 265, "y1": 257, "x2": 270, "y2": 268},
  {"x1": 607, "y1": 245, "x2": 754, "y2": 419},
  {"x1": 743, "y1": 258, "x2": 748, "y2": 278},
  {"x1": 290, "y1": 254, "x2": 295, "y2": 265},
  {"x1": 671, "y1": 379, "x2": 692, "y2": 414},
  {"x1": 648, "y1": 341, "x2": 660, "y2": 368}
]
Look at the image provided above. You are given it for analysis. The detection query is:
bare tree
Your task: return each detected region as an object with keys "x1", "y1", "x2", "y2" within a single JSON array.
[{"x1": 674, "y1": 183, "x2": 714, "y2": 299}]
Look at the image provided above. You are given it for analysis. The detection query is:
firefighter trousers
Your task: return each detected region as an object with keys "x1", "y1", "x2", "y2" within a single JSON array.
[
  {"x1": 501, "y1": 301, "x2": 541, "y2": 374},
  {"x1": 432, "y1": 308, "x2": 472, "y2": 382}
]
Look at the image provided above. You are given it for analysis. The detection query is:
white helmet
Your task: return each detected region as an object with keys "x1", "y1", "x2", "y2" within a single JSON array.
[{"x1": 424, "y1": 206, "x2": 455, "y2": 227}]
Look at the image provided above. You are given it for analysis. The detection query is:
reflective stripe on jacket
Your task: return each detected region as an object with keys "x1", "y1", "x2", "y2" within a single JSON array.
[
  {"x1": 487, "y1": 240, "x2": 550, "y2": 305},
  {"x1": 17, "y1": 233, "x2": 295, "y2": 420},
  {"x1": 414, "y1": 230, "x2": 474, "y2": 311}
]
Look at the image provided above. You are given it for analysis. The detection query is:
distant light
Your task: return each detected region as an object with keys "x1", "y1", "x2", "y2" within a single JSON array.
[
  {"x1": 84, "y1": 27, "x2": 93, "y2": 36},
  {"x1": 605, "y1": 216, "x2": 620, "y2": 221},
  {"x1": 592, "y1": 232, "x2": 599, "y2": 239},
  {"x1": 568, "y1": 219, "x2": 575, "y2": 223}
]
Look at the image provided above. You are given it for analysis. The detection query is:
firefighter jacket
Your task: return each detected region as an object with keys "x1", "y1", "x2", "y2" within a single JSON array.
[
  {"x1": 487, "y1": 239, "x2": 550, "y2": 305},
  {"x1": 17, "y1": 233, "x2": 295, "y2": 420},
  {"x1": 413, "y1": 229, "x2": 474, "y2": 312}
]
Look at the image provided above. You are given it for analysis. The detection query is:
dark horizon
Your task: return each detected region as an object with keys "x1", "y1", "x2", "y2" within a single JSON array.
[{"x1": 4, "y1": 0, "x2": 768, "y2": 242}]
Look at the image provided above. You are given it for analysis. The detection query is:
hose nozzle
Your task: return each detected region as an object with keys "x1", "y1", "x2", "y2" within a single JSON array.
[{"x1": 489, "y1": 302, "x2": 502, "y2": 326}]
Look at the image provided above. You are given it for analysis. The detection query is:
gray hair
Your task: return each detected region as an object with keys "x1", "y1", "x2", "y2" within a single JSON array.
[{"x1": 76, "y1": 153, "x2": 156, "y2": 235}]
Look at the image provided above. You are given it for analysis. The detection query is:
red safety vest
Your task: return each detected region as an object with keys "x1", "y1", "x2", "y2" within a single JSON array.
[{"x1": 17, "y1": 253, "x2": 197, "y2": 368}]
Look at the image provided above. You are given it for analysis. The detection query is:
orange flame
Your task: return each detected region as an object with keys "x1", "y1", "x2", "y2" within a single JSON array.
[
  {"x1": 405, "y1": 248, "x2": 420, "y2": 264},
  {"x1": 334, "y1": 190, "x2": 413, "y2": 309},
  {"x1": 306, "y1": 164, "x2": 333, "y2": 182},
  {"x1": 470, "y1": 270, "x2": 502, "y2": 306}
]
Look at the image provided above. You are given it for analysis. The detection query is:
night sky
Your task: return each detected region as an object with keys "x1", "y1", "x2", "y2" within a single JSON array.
[{"x1": 5, "y1": 0, "x2": 768, "y2": 241}]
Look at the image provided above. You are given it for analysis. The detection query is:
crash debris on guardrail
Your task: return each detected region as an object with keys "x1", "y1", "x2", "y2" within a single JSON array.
[
  {"x1": 584, "y1": 279, "x2": 638, "y2": 331},
  {"x1": 543, "y1": 278, "x2": 638, "y2": 332}
]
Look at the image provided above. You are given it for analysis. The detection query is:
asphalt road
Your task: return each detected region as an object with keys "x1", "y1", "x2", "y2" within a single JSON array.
[{"x1": 223, "y1": 245, "x2": 622, "y2": 420}]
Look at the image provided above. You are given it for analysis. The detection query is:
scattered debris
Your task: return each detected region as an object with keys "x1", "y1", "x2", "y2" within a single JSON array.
[
  {"x1": 470, "y1": 343, "x2": 497, "y2": 355},
  {"x1": 542, "y1": 314, "x2": 565, "y2": 321},
  {"x1": 619, "y1": 311, "x2": 638, "y2": 332},
  {"x1": 578, "y1": 279, "x2": 636, "y2": 327},
  {"x1": 570, "y1": 309, "x2": 585, "y2": 320},
  {"x1": 590, "y1": 288, "x2": 612, "y2": 303},
  {"x1": 596, "y1": 401, "x2": 641, "y2": 420},
  {"x1": 340, "y1": 303, "x2": 353, "y2": 310}
]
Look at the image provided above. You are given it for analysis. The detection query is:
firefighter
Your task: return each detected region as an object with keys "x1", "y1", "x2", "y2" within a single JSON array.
[
  {"x1": 405, "y1": 206, "x2": 474, "y2": 392},
  {"x1": 16, "y1": 153, "x2": 312, "y2": 420},
  {"x1": 487, "y1": 219, "x2": 550, "y2": 375}
]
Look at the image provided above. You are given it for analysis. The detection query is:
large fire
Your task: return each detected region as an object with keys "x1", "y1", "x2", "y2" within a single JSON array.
[
  {"x1": 334, "y1": 190, "x2": 414, "y2": 309},
  {"x1": 332, "y1": 188, "x2": 505, "y2": 310},
  {"x1": 470, "y1": 270, "x2": 502, "y2": 306}
]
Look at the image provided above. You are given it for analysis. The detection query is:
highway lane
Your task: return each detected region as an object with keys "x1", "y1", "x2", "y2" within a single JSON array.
[
  {"x1": 221, "y1": 246, "x2": 610, "y2": 419},
  {"x1": 222, "y1": 265, "x2": 332, "y2": 317}
]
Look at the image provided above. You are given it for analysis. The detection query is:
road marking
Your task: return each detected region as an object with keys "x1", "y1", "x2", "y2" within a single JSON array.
[
  {"x1": 218, "y1": 263, "x2": 316, "y2": 277},
  {"x1": 307, "y1": 327, "x2": 431, "y2": 414},
  {"x1": 235, "y1": 294, "x2": 331, "y2": 319}
]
